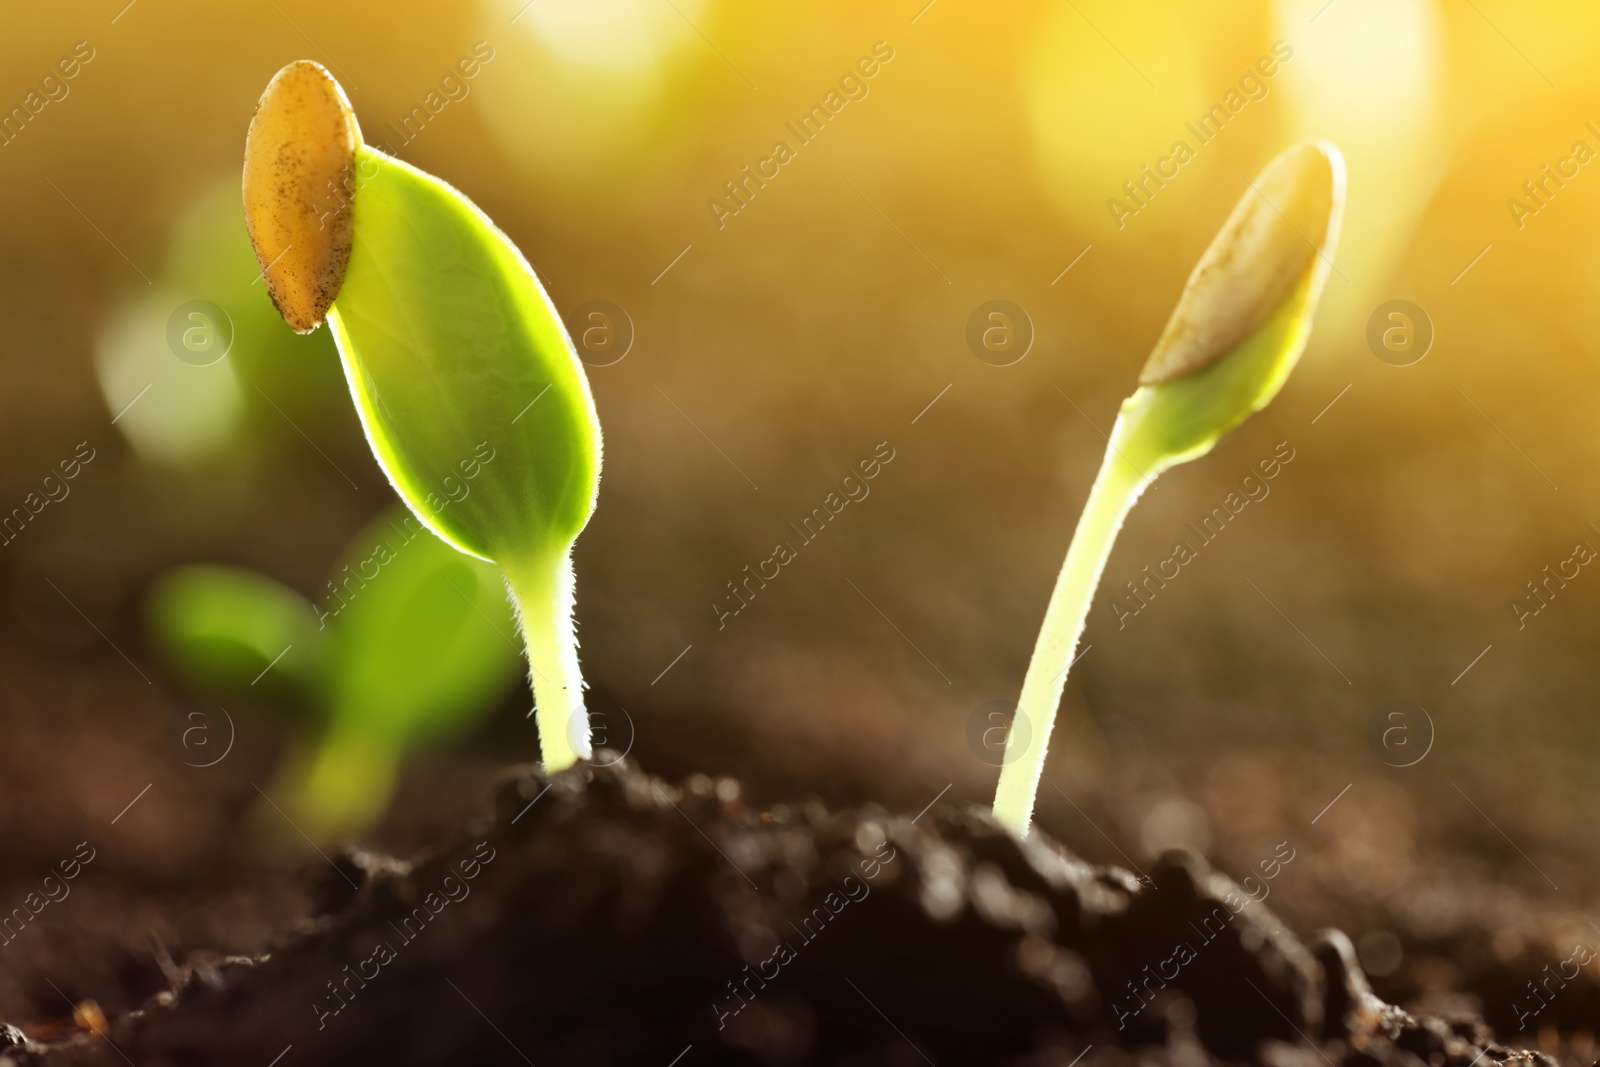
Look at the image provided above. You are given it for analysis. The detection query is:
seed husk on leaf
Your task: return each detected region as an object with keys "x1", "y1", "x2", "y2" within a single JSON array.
[{"x1": 242, "y1": 59, "x2": 359, "y2": 333}]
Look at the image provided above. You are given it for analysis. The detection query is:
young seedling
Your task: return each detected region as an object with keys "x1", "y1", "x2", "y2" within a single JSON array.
[
  {"x1": 242, "y1": 61, "x2": 602, "y2": 771},
  {"x1": 148, "y1": 507, "x2": 521, "y2": 843},
  {"x1": 992, "y1": 142, "x2": 1346, "y2": 837}
]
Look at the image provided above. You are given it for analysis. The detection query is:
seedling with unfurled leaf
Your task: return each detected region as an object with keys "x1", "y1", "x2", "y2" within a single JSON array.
[
  {"x1": 148, "y1": 507, "x2": 520, "y2": 842},
  {"x1": 992, "y1": 142, "x2": 1346, "y2": 836},
  {"x1": 241, "y1": 60, "x2": 602, "y2": 772}
]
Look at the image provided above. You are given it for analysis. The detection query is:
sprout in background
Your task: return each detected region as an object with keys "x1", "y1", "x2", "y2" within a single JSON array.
[
  {"x1": 148, "y1": 507, "x2": 521, "y2": 843},
  {"x1": 992, "y1": 142, "x2": 1346, "y2": 837},
  {"x1": 243, "y1": 61, "x2": 603, "y2": 773},
  {"x1": 95, "y1": 181, "x2": 344, "y2": 468}
]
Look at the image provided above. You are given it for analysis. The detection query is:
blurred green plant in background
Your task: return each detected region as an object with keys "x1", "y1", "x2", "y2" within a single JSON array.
[
  {"x1": 146, "y1": 505, "x2": 521, "y2": 845},
  {"x1": 95, "y1": 179, "x2": 349, "y2": 467}
]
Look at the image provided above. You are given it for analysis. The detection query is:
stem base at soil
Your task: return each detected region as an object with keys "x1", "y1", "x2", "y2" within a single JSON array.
[{"x1": 504, "y1": 549, "x2": 589, "y2": 771}]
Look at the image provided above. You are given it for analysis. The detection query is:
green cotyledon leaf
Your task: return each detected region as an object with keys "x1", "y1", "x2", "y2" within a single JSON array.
[
  {"x1": 242, "y1": 60, "x2": 603, "y2": 772},
  {"x1": 325, "y1": 146, "x2": 600, "y2": 568},
  {"x1": 323, "y1": 146, "x2": 602, "y2": 772}
]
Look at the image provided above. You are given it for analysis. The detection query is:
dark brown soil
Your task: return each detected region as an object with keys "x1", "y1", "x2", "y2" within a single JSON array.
[{"x1": 0, "y1": 757, "x2": 1580, "y2": 1067}]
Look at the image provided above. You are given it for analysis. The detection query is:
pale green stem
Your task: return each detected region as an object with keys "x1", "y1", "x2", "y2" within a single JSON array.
[
  {"x1": 993, "y1": 438, "x2": 1154, "y2": 837},
  {"x1": 504, "y1": 550, "x2": 589, "y2": 771}
]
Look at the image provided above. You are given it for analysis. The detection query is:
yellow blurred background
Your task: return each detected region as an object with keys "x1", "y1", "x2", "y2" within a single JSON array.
[{"x1": 3, "y1": 0, "x2": 1600, "y2": 924}]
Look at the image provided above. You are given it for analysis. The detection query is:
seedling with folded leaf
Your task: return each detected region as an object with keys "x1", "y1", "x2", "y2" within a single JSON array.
[
  {"x1": 992, "y1": 142, "x2": 1347, "y2": 836},
  {"x1": 148, "y1": 507, "x2": 521, "y2": 842},
  {"x1": 241, "y1": 60, "x2": 602, "y2": 773}
]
